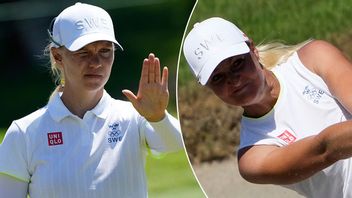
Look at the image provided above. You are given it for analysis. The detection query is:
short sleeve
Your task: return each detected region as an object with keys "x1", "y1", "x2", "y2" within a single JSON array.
[
  {"x1": 0, "y1": 122, "x2": 30, "y2": 182},
  {"x1": 238, "y1": 118, "x2": 286, "y2": 150},
  {"x1": 239, "y1": 127, "x2": 285, "y2": 150}
]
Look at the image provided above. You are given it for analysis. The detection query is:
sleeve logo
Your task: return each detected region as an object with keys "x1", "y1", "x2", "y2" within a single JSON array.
[
  {"x1": 47, "y1": 132, "x2": 63, "y2": 146},
  {"x1": 277, "y1": 130, "x2": 296, "y2": 144}
]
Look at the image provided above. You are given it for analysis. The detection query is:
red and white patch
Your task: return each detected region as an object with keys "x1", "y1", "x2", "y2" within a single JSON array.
[
  {"x1": 277, "y1": 130, "x2": 296, "y2": 144},
  {"x1": 47, "y1": 132, "x2": 63, "y2": 146}
]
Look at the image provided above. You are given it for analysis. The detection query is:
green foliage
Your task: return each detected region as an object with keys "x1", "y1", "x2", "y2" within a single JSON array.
[{"x1": 0, "y1": 129, "x2": 5, "y2": 143}]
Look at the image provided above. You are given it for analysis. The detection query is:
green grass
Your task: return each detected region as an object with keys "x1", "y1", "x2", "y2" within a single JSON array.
[
  {"x1": 0, "y1": 129, "x2": 204, "y2": 197},
  {"x1": 179, "y1": 0, "x2": 352, "y2": 86},
  {"x1": 189, "y1": 0, "x2": 352, "y2": 41},
  {"x1": 146, "y1": 150, "x2": 204, "y2": 198}
]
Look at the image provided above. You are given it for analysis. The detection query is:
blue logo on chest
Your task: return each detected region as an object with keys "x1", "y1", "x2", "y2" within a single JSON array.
[
  {"x1": 302, "y1": 85, "x2": 325, "y2": 104},
  {"x1": 107, "y1": 122, "x2": 124, "y2": 143}
]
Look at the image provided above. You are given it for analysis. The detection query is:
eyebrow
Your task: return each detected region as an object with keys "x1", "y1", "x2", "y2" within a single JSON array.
[
  {"x1": 213, "y1": 56, "x2": 236, "y2": 73},
  {"x1": 76, "y1": 42, "x2": 114, "y2": 52},
  {"x1": 213, "y1": 54, "x2": 247, "y2": 73}
]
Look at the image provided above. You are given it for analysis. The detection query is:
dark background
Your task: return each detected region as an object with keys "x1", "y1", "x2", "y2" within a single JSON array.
[{"x1": 0, "y1": 0, "x2": 195, "y2": 127}]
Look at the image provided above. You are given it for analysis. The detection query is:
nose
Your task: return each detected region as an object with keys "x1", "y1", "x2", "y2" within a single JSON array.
[
  {"x1": 89, "y1": 54, "x2": 102, "y2": 68},
  {"x1": 226, "y1": 73, "x2": 240, "y2": 86}
]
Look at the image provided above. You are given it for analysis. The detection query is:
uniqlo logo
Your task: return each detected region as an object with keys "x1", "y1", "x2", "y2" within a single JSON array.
[
  {"x1": 277, "y1": 130, "x2": 296, "y2": 144},
  {"x1": 47, "y1": 132, "x2": 63, "y2": 146}
]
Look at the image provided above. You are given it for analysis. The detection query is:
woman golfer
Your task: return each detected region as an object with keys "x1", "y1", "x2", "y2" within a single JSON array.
[
  {"x1": 183, "y1": 17, "x2": 352, "y2": 198},
  {"x1": 0, "y1": 3, "x2": 183, "y2": 198}
]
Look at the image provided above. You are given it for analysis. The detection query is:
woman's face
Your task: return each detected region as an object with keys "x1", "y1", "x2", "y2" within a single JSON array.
[
  {"x1": 206, "y1": 51, "x2": 266, "y2": 107},
  {"x1": 54, "y1": 41, "x2": 115, "y2": 92}
]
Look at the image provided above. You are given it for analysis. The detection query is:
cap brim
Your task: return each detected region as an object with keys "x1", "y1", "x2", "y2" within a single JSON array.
[
  {"x1": 198, "y1": 42, "x2": 250, "y2": 85},
  {"x1": 66, "y1": 33, "x2": 123, "y2": 51}
]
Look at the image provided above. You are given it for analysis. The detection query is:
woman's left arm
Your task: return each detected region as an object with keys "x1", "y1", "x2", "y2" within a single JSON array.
[
  {"x1": 122, "y1": 53, "x2": 183, "y2": 152},
  {"x1": 142, "y1": 112, "x2": 183, "y2": 153},
  {"x1": 298, "y1": 40, "x2": 352, "y2": 113}
]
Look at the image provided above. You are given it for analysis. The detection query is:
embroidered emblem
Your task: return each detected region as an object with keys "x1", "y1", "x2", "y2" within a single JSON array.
[
  {"x1": 302, "y1": 85, "x2": 325, "y2": 104},
  {"x1": 194, "y1": 33, "x2": 224, "y2": 60},
  {"x1": 107, "y1": 122, "x2": 124, "y2": 143},
  {"x1": 277, "y1": 130, "x2": 296, "y2": 144},
  {"x1": 47, "y1": 132, "x2": 63, "y2": 146}
]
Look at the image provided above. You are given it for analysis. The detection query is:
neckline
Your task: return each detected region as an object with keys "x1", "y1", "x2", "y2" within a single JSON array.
[{"x1": 242, "y1": 70, "x2": 284, "y2": 121}]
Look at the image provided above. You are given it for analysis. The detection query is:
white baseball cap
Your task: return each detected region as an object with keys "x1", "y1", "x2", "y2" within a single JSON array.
[
  {"x1": 50, "y1": 2, "x2": 123, "y2": 51},
  {"x1": 183, "y1": 17, "x2": 249, "y2": 85}
]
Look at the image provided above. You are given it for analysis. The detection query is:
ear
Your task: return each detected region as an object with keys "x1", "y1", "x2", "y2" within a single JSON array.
[
  {"x1": 248, "y1": 39, "x2": 260, "y2": 60},
  {"x1": 253, "y1": 47, "x2": 259, "y2": 60},
  {"x1": 51, "y1": 48, "x2": 63, "y2": 65}
]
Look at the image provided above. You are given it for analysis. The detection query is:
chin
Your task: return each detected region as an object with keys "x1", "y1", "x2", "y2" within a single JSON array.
[
  {"x1": 84, "y1": 82, "x2": 105, "y2": 92},
  {"x1": 225, "y1": 92, "x2": 258, "y2": 107},
  {"x1": 85, "y1": 78, "x2": 108, "y2": 90}
]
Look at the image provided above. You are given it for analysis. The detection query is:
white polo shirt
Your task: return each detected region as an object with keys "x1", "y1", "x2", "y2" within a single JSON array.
[
  {"x1": 0, "y1": 90, "x2": 183, "y2": 198},
  {"x1": 239, "y1": 52, "x2": 352, "y2": 198}
]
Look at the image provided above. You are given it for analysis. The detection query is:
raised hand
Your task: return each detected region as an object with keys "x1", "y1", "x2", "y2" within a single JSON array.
[{"x1": 122, "y1": 53, "x2": 169, "y2": 122}]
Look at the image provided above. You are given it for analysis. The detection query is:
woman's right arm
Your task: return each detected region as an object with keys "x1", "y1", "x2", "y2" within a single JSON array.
[
  {"x1": 238, "y1": 120, "x2": 352, "y2": 185},
  {"x1": 0, "y1": 174, "x2": 28, "y2": 198},
  {"x1": 0, "y1": 122, "x2": 30, "y2": 196}
]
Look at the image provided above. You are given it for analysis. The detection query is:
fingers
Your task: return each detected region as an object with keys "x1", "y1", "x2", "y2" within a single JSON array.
[
  {"x1": 140, "y1": 59, "x2": 149, "y2": 84},
  {"x1": 161, "y1": 66, "x2": 168, "y2": 90},
  {"x1": 122, "y1": 89, "x2": 138, "y2": 104},
  {"x1": 142, "y1": 53, "x2": 162, "y2": 83},
  {"x1": 148, "y1": 54, "x2": 155, "y2": 83},
  {"x1": 155, "y1": 57, "x2": 161, "y2": 83}
]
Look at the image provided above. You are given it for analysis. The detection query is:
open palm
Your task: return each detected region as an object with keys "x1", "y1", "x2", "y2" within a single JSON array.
[{"x1": 122, "y1": 53, "x2": 169, "y2": 122}]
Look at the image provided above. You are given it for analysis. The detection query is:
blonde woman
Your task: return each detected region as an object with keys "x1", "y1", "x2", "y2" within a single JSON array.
[
  {"x1": 183, "y1": 17, "x2": 352, "y2": 197},
  {"x1": 0, "y1": 3, "x2": 182, "y2": 198}
]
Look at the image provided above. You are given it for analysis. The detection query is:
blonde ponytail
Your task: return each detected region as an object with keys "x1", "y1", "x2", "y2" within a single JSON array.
[
  {"x1": 44, "y1": 43, "x2": 65, "y2": 101},
  {"x1": 257, "y1": 39, "x2": 313, "y2": 69}
]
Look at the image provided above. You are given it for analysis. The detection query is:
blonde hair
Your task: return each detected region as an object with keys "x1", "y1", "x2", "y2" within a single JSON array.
[
  {"x1": 44, "y1": 43, "x2": 65, "y2": 100},
  {"x1": 256, "y1": 39, "x2": 313, "y2": 69}
]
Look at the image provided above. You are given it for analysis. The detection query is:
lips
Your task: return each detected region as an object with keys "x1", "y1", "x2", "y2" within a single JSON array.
[
  {"x1": 231, "y1": 83, "x2": 248, "y2": 95},
  {"x1": 84, "y1": 74, "x2": 103, "y2": 78}
]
